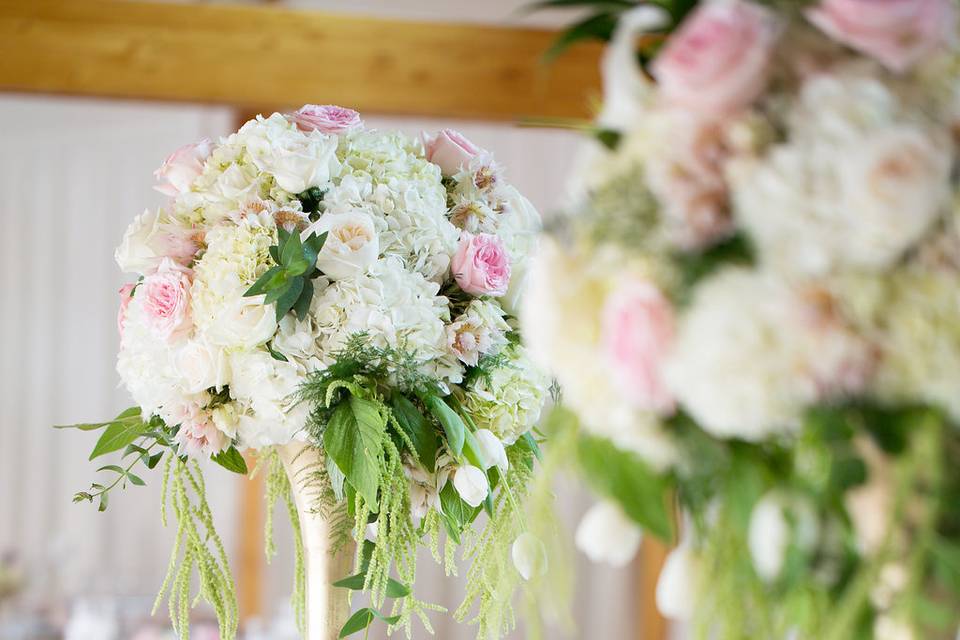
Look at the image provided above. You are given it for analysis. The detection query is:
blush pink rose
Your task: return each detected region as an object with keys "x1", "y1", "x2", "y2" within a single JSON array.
[
  {"x1": 117, "y1": 283, "x2": 136, "y2": 337},
  {"x1": 651, "y1": 0, "x2": 780, "y2": 115},
  {"x1": 154, "y1": 139, "x2": 212, "y2": 197},
  {"x1": 452, "y1": 233, "x2": 511, "y2": 297},
  {"x1": 174, "y1": 409, "x2": 229, "y2": 459},
  {"x1": 806, "y1": 0, "x2": 955, "y2": 72},
  {"x1": 289, "y1": 104, "x2": 363, "y2": 134},
  {"x1": 141, "y1": 258, "x2": 193, "y2": 341},
  {"x1": 422, "y1": 129, "x2": 485, "y2": 175},
  {"x1": 602, "y1": 280, "x2": 675, "y2": 414}
]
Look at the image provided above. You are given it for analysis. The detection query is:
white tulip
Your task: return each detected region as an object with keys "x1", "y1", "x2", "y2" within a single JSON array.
[
  {"x1": 305, "y1": 211, "x2": 380, "y2": 280},
  {"x1": 511, "y1": 532, "x2": 548, "y2": 581},
  {"x1": 452, "y1": 465, "x2": 489, "y2": 507},
  {"x1": 473, "y1": 429, "x2": 508, "y2": 472},
  {"x1": 656, "y1": 545, "x2": 698, "y2": 620},
  {"x1": 575, "y1": 501, "x2": 643, "y2": 568}
]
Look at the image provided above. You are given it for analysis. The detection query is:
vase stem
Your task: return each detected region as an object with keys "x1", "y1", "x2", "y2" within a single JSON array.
[{"x1": 278, "y1": 442, "x2": 354, "y2": 640}]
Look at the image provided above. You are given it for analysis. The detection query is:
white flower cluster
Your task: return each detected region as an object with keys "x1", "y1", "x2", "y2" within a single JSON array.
[{"x1": 115, "y1": 109, "x2": 546, "y2": 456}]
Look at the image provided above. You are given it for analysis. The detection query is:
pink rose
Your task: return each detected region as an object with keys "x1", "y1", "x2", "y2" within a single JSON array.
[
  {"x1": 141, "y1": 258, "x2": 193, "y2": 340},
  {"x1": 602, "y1": 280, "x2": 675, "y2": 414},
  {"x1": 422, "y1": 129, "x2": 485, "y2": 175},
  {"x1": 806, "y1": 0, "x2": 955, "y2": 72},
  {"x1": 154, "y1": 139, "x2": 212, "y2": 197},
  {"x1": 452, "y1": 233, "x2": 511, "y2": 297},
  {"x1": 117, "y1": 283, "x2": 136, "y2": 337},
  {"x1": 288, "y1": 104, "x2": 363, "y2": 134},
  {"x1": 651, "y1": 0, "x2": 780, "y2": 115},
  {"x1": 174, "y1": 409, "x2": 229, "y2": 459}
]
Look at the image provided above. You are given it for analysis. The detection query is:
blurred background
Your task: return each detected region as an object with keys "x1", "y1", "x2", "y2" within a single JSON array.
[{"x1": 0, "y1": 1, "x2": 656, "y2": 638}]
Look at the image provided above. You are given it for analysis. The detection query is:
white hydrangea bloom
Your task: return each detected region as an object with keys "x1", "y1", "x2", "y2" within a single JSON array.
[
  {"x1": 730, "y1": 65, "x2": 952, "y2": 276},
  {"x1": 309, "y1": 257, "x2": 461, "y2": 382},
  {"x1": 228, "y1": 349, "x2": 310, "y2": 448},
  {"x1": 461, "y1": 345, "x2": 549, "y2": 445},
  {"x1": 664, "y1": 269, "x2": 872, "y2": 440},
  {"x1": 331, "y1": 130, "x2": 459, "y2": 281},
  {"x1": 191, "y1": 220, "x2": 278, "y2": 350}
]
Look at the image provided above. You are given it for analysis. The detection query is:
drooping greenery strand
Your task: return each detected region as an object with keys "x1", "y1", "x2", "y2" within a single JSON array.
[{"x1": 153, "y1": 456, "x2": 238, "y2": 640}]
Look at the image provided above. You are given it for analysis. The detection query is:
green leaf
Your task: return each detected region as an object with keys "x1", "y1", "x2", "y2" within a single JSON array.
[
  {"x1": 462, "y1": 428, "x2": 487, "y2": 469},
  {"x1": 439, "y1": 481, "x2": 480, "y2": 530},
  {"x1": 127, "y1": 472, "x2": 146, "y2": 487},
  {"x1": 98, "y1": 492, "x2": 109, "y2": 512},
  {"x1": 212, "y1": 446, "x2": 249, "y2": 475},
  {"x1": 544, "y1": 12, "x2": 619, "y2": 62},
  {"x1": 338, "y1": 608, "x2": 400, "y2": 638},
  {"x1": 263, "y1": 279, "x2": 293, "y2": 305},
  {"x1": 297, "y1": 187, "x2": 326, "y2": 215},
  {"x1": 274, "y1": 276, "x2": 305, "y2": 321},
  {"x1": 280, "y1": 228, "x2": 304, "y2": 266},
  {"x1": 423, "y1": 395, "x2": 465, "y2": 457},
  {"x1": 266, "y1": 341, "x2": 289, "y2": 362},
  {"x1": 595, "y1": 128, "x2": 622, "y2": 151},
  {"x1": 391, "y1": 394, "x2": 438, "y2": 472},
  {"x1": 55, "y1": 406, "x2": 141, "y2": 431},
  {"x1": 244, "y1": 265, "x2": 285, "y2": 297},
  {"x1": 522, "y1": 431, "x2": 543, "y2": 461},
  {"x1": 96, "y1": 464, "x2": 127, "y2": 474},
  {"x1": 323, "y1": 398, "x2": 386, "y2": 512},
  {"x1": 578, "y1": 434, "x2": 674, "y2": 541},
  {"x1": 145, "y1": 451, "x2": 164, "y2": 469},
  {"x1": 333, "y1": 573, "x2": 410, "y2": 598},
  {"x1": 90, "y1": 419, "x2": 150, "y2": 461},
  {"x1": 292, "y1": 278, "x2": 314, "y2": 322}
]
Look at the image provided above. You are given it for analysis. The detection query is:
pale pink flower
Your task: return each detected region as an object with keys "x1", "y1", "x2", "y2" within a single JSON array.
[
  {"x1": 422, "y1": 129, "x2": 484, "y2": 175},
  {"x1": 154, "y1": 139, "x2": 212, "y2": 196},
  {"x1": 117, "y1": 283, "x2": 136, "y2": 337},
  {"x1": 452, "y1": 233, "x2": 511, "y2": 297},
  {"x1": 651, "y1": 0, "x2": 780, "y2": 115},
  {"x1": 141, "y1": 258, "x2": 193, "y2": 341},
  {"x1": 288, "y1": 104, "x2": 363, "y2": 134},
  {"x1": 174, "y1": 410, "x2": 229, "y2": 460},
  {"x1": 602, "y1": 279, "x2": 675, "y2": 414},
  {"x1": 806, "y1": 0, "x2": 955, "y2": 72},
  {"x1": 645, "y1": 110, "x2": 732, "y2": 249}
]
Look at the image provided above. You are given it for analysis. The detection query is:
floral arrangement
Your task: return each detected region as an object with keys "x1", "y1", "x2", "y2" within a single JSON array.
[
  {"x1": 528, "y1": 1, "x2": 960, "y2": 638},
  {"x1": 59, "y1": 105, "x2": 549, "y2": 640}
]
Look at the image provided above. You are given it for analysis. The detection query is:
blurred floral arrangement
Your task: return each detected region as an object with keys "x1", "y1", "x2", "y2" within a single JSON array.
[
  {"x1": 0, "y1": 552, "x2": 23, "y2": 606},
  {"x1": 528, "y1": 0, "x2": 960, "y2": 638},
  {"x1": 58, "y1": 106, "x2": 548, "y2": 639}
]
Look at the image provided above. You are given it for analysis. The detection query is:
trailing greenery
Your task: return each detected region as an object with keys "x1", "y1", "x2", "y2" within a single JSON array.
[{"x1": 154, "y1": 455, "x2": 239, "y2": 640}]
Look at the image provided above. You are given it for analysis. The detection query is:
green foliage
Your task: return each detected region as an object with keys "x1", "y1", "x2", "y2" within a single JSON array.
[
  {"x1": 339, "y1": 608, "x2": 401, "y2": 638},
  {"x1": 578, "y1": 434, "x2": 674, "y2": 540},
  {"x1": 296, "y1": 186, "x2": 326, "y2": 216},
  {"x1": 422, "y1": 394, "x2": 466, "y2": 457},
  {"x1": 323, "y1": 396, "x2": 388, "y2": 510},
  {"x1": 390, "y1": 394, "x2": 438, "y2": 472},
  {"x1": 211, "y1": 446, "x2": 248, "y2": 475},
  {"x1": 670, "y1": 232, "x2": 754, "y2": 304},
  {"x1": 154, "y1": 456, "x2": 238, "y2": 640},
  {"x1": 244, "y1": 227, "x2": 327, "y2": 322}
]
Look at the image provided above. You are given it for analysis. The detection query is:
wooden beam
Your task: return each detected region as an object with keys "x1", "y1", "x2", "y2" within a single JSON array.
[{"x1": 0, "y1": 0, "x2": 603, "y2": 121}]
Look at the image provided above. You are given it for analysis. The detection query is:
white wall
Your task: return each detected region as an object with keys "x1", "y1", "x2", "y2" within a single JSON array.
[{"x1": 0, "y1": 96, "x2": 638, "y2": 639}]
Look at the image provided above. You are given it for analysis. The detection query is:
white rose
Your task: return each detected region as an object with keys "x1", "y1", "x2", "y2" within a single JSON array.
[
  {"x1": 473, "y1": 429, "x2": 508, "y2": 472},
  {"x1": 748, "y1": 492, "x2": 819, "y2": 581},
  {"x1": 511, "y1": 532, "x2": 548, "y2": 581},
  {"x1": 204, "y1": 294, "x2": 278, "y2": 350},
  {"x1": 305, "y1": 211, "x2": 380, "y2": 280},
  {"x1": 451, "y1": 464, "x2": 489, "y2": 507},
  {"x1": 242, "y1": 113, "x2": 341, "y2": 193},
  {"x1": 656, "y1": 544, "x2": 699, "y2": 620},
  {"x1": 575, "y1": 501, "x2": 643, "y2": 568},
  {"x1": 174, "y1": 339, "x2": 229, "y2": 394},
  {"x1": 115, "y1": 208, "x2": 162, "y2": 274}
]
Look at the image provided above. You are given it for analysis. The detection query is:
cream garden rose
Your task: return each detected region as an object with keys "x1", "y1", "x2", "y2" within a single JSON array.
[{"x1": 306, "y1": 211, "x2": 380, "y2": 280}]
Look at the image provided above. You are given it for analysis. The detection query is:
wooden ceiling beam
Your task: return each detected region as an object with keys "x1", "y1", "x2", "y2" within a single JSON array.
[{"x1": 0, "y1": 0, "x2": 603, "y2": 121}]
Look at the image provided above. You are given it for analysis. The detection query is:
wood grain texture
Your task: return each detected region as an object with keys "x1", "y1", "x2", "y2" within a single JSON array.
[{"x1": 0, "y1": 0, "x2": 603, "y2": 120}]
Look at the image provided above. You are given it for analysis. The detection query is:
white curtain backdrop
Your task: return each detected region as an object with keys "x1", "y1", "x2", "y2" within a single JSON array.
[{"x1": 0, "y1": 95, "x2": 638, "y2": 639}]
